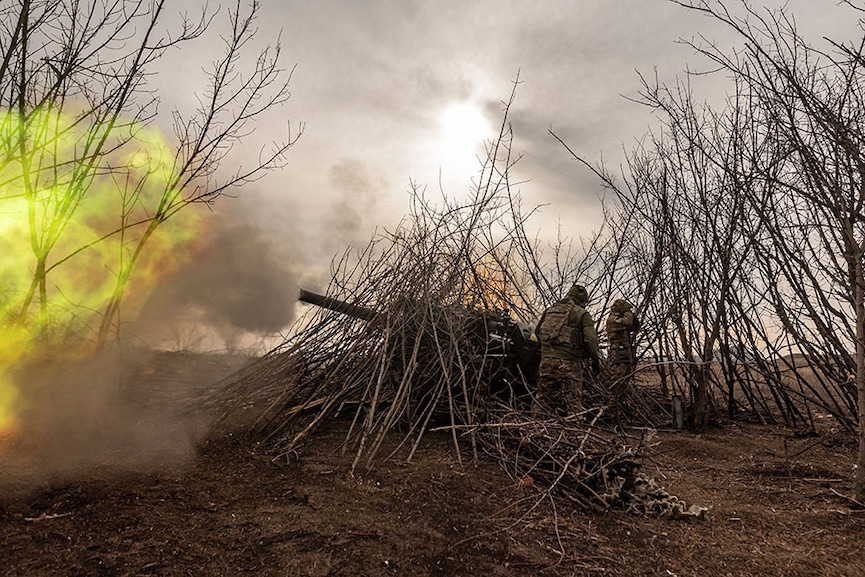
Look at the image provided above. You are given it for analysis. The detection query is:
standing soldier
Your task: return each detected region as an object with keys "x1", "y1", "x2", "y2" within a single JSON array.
[
  {"x1": 606, "y1": 299, "x2": 640, "y2": 407},
  {"x1": 534, "y1": 284, "x2": 601, "y2": 418}
]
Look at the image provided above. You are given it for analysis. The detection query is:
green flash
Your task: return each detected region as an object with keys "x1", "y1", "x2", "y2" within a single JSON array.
[{"x1": 0, "y1": 106, "x2": 206, "y2": 440}]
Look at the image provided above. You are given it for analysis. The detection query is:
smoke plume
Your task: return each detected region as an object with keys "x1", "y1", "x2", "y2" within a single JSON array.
[{"x1": 131, "y1": 213, "x2": 298, "y2": 352}]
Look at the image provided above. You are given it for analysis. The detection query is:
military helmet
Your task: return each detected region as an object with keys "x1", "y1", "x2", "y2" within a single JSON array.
[
  {"x1": 567, "y1": 284, "x2": 589, "y2": 304},
  {"x1": 611, "y1": 299, "x2": 632, "y2": 314}
]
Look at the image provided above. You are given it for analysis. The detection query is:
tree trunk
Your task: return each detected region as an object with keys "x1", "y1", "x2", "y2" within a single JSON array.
[
  {"x1": 96, "y1": 219, "x2": 160, "y2": 348},
  {"x1": 855, "y1": 253, "x2": 865, "y2": 502},
  {"x1": 691, "y1": 362, "x2": 711, "y2": 431}
]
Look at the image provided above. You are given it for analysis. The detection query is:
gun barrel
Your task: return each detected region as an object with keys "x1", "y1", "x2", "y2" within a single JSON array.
[{"x1": 298, "y1": 289, "x2": 376, "y2": 321}]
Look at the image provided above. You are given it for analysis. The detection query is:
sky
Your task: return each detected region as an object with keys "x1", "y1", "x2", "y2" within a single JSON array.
[{"x1": 144, "y1": 0, "x2": 862, "y2": 349}]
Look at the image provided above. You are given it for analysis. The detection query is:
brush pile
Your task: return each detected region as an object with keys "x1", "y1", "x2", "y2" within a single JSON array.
[
  {"x1": 203, "y1": 111, "x2": 671, "y2": 510},
  {"x1": 208, "y1": 169, "x2": 554, "y2": 467}
]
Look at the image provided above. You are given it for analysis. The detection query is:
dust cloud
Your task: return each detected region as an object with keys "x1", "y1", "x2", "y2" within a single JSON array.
[
  {"x1": 0, "y1": 201, "x2": 297, "y2": 490},
  {"x1": 0, "y1": 164, "x2": 389, "y2": 490},
  {"x1": 0, "y1": 348, "x2": 246, "y2": 493},
  {"x1": 326, "y1": 158, "x2": 384, "y2": 241}
]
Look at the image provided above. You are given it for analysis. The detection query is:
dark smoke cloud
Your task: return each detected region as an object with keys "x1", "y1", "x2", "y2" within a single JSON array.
[{"x1": 133, "y1": 213, "x2": 298, "y2": 351}]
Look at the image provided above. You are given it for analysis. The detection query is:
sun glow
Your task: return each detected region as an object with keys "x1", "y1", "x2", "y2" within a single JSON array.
[{"x1": 437, "y1": 102, "x2": 494, "y2": 181}]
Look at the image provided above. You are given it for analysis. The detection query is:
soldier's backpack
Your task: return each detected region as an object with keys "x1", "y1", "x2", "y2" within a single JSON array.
[{"x1": 538, "y1": 299, "x2": 583, "y2": 348}]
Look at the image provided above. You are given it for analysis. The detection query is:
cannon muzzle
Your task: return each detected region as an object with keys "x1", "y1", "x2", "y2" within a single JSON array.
[{"x1": 298, "y1": 289, "x2": 377, "y2": 321}]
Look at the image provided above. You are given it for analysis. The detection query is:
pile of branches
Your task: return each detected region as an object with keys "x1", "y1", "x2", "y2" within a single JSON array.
[
  {"x1": 470, "y1": 410, "x2": 640, "y2": 510},
  {"x1": 470, "y1": 410, "x2": 704, "y2": 515},
  {"x1": 209, "y1": 171, "x2": 551, "y2": 469},
  {"x1": 202, "y1": 96, "x2": 668, "y2": 509}
]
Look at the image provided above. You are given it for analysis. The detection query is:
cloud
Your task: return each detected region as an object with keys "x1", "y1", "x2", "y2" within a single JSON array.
[
  {"x1": 153, "y1": 0, "x2": 865, "y2": 278},
  {"x1": 132, "y1": 208, "x2": 298, "y2": 351}
]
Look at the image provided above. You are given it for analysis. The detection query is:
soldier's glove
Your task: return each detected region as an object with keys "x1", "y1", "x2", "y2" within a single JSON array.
[{"x1": 591, "y1": 357, "x2": 601, "y2": 376}]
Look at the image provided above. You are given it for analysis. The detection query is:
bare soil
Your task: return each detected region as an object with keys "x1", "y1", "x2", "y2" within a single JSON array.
[{"x1": 1, "y1": 354, "x2": 863, "y2": 577}]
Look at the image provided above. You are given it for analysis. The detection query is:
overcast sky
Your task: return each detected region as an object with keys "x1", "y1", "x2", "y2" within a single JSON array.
[
  {"x1": 209, "y1": 1, "x2": 855, "y2": 244},
  {"x1": 145, "y1": 0, "x2": 862, "y2": 347},
  {"x1": 239, "y1": 0, "x2": 701, "y2": 248}
]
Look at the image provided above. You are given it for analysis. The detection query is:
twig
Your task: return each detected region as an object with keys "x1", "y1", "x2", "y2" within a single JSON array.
[
  {"x1": 24, "y1": 512, "x2": 72, "y2": 522},
  {"x1": 830, "y1": 488, "x2": 865, "y2": 509}
]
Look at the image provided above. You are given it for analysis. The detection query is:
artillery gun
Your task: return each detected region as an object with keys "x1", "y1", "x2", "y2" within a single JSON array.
[
  {"x1": 298, "y1": 289, "x2": 377, "y2": 321},
  {"x1": 298, "y1": 289, "x2": 541, "y2": 401}
]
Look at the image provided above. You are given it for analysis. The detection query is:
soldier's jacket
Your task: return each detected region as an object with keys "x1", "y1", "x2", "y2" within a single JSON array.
[
  {"x1": 536, "y1": 299, "x2": 600, "y2": 361},
  {"x1": 606, "y1": 310, "x2": 639, "y2": 362}
]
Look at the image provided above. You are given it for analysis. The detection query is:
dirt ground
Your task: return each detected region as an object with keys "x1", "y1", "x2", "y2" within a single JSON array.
[{"x1": 1, "y1": 353, "x2": 863, "y2": 577}]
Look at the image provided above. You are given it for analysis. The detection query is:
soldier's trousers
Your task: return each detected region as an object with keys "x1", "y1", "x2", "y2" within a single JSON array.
[
  {"x1": 534, "y1": 357, "x2": 582, "y2": 416},
  {"x1": 608, "y1": 349, "x2": 634, "y2": 397}
]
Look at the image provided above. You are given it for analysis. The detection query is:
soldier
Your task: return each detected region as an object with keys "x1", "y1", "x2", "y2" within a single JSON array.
[
  {"x1": 533, "y1": 284, "x2": 600, "y2": 418},
  {"x1": 606, "y1": 299, "x2": 640, "y2": 404}
]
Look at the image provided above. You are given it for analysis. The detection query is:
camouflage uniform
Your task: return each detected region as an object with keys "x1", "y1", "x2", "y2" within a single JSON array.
[
  {"x1": 534, "y1": 285, "x2": 600, "y2": 417},
  {"x1": 606, "y1": 299, "x2": 639, "y2": 401}
]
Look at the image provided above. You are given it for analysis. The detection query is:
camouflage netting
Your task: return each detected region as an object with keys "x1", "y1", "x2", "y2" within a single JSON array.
[
  {"x1": 469, "y1": 410, "x2": 705, "y2": 516},
  {"x1": 613, "y1": 473, "x2": 708, "y2": 518}
]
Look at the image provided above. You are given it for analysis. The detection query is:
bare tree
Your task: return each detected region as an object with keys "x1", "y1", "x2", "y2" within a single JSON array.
[
  {"x1": 666, "y1": 0, "x2": 865, "y2": 503},
  {"x1": 554, "y1": 78, "x2": 761, "y2": 431},
  {"x1": 0, "y1": 0, "x2": 299, "y2": 349},
  {"x1": 551, "y1": 5, "x2": 865, "y2": 503}
]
